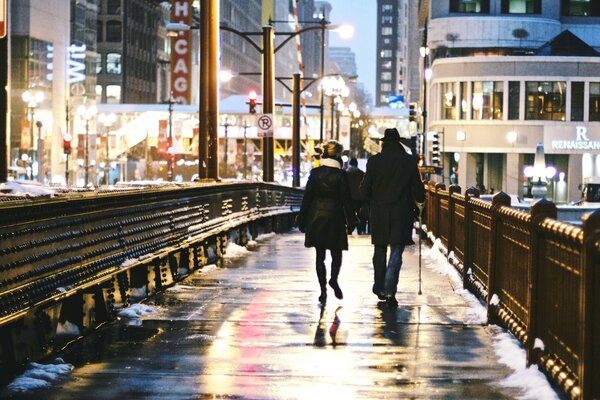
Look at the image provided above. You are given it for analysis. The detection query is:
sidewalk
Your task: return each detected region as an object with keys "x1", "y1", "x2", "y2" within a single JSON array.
[{"x1": 3, "y1": 231, "x2": 559, "y2": 399}]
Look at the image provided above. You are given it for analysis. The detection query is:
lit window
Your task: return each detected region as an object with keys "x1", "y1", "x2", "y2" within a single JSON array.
[
  {"x1": 525, "y1": 81, "x2": 566, "y2": 121},
  {"x1": 450, "y1": 0, "x2": 490, "y2": 13},
  {"x1": 106, "y1": 85, "x2": 121, "y2": 104},
  {"x1": 106, "y1": 53, "x2": 122, "y2": 74},
  {"x1": 382, "y1": 27, "x2": 393, "y2": 36}
]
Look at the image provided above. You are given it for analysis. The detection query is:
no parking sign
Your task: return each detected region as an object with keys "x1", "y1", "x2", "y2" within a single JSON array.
[{"x1": 256, "y1": 113, "x2": 273, "y2": 138}]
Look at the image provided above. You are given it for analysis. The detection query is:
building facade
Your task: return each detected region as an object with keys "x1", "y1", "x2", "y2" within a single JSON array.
[{"x1": 421, "y1": 0, "x2": 600, "y2": 203}]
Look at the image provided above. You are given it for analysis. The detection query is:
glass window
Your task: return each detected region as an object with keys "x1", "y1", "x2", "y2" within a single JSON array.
[
  {"x1": 381, "y1": 83, "x2": 392, "y2": 92},
  {"x1": 382, "y1": 27, "x2": 393, "y2": 36},
  {"x1": 96, "y1": 85, "x2": 103, "y2": 98},
  {"x1": 562, "y1": 0, "x2": 600, "y2": 16},
  {"x1": 106, "y1": 53, "x2": 122, "y2": 74},
  {"x1": 571, "y1": 82, "x2": 584, "y2": 121},
  {"x1": 106, "y1": 21, "x2": 122, "y2": 42},
  {"x1": 107, "y1": 0, "x2": 121, "y2": 14},
  {"x1": 472, "y1": 81, "x2": 503, "y2": 120},
  {"x1": 381, "y1": 72, "x2": 392, "y2": 81},
  {"x1": 382, "y1": 15, "x2": 393, "y2": 24},
  {"x1": 442, "y1": 82, "x2": 457, "y2": 120},
  {"x1": 381, "y1": 60, "x2": 392, "y2": 69},
  {"x1": 459, "y1": 82, "x2": 468, "y2": 120},
  {"x1": 450, "y1": 0, "x2": 490, "y2": 13},
  {"x1": 106, "y1": 85, "x2": 121, "y2": 104},
  {"x1": 382, "y1": 4, "x2": 393, "y2": 12},
  {"x1": 526, "y1": 81, "x2": 566, "y2": 121},
  {"x1": 501, "y1": 0, "x2": 540, "y2": 14},
  {"x1": 96, "y1": 53, "x2": 102, "y2": 74},
  {"x1": 508, "y1": 81, "x2": 520, "y2": 120},
  {"x1": 380, "y1": 50, "x2": 392, "y2": 58},
  {"x1": 589, "y1": 83, "x2": 600, "y2": 121}
]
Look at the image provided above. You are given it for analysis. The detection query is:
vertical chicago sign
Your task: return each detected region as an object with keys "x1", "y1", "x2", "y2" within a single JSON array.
[{"x1": 171, "y1": 0, "x2": 192, "y2": 104}]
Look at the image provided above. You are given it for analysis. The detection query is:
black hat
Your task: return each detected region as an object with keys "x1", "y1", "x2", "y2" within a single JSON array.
[{"x1": 381, "y1": 128, "x2": 400, "y2": 142}]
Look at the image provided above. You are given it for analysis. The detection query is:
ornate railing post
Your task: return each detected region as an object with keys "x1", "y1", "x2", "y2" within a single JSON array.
[
  {"x1": 580, "y1": 209, "x2": 600, "y2": 399},
  {"x1": 434, "y1": 182, "x2": 446, "y2": 239},
  {"x1": 462, "y1": 186, "x2": 479, "y2": 288},
  {"x1": 447, "y1": 184, "x2": 461, "y2": 257},
  {"x1": 486, "y1": 191, "x2": 511, "y2": 323},
  {"x1": 526, "y1": 198, "x2": 557, "y2": 365}
]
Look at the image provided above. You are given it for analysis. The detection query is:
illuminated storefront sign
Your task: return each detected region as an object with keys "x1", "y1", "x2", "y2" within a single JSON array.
[
  {"x1": 551, "y1": 126, "x2": 600, "y2": 150},
  {"x1": 171, "y1": 0, "x2": 192, "y2": 104}
]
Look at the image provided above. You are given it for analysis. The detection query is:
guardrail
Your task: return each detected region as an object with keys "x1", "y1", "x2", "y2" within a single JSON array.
[
  {"x1": 0, "y1": 182, "x2": 302, "y2": 375},
  {"x1": 424, "y1": 182, "x2": 600, "y2": 400}
]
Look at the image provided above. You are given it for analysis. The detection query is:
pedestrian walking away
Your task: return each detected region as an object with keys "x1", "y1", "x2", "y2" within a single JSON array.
[
  {"x1": 297, "y1": 140, "x2": 358, "y2": 304},
  {"x1": 359, "y1": 128, "x2": 425, "y2": 308},
  {"x1": 345, "y1": 157, "x2": 368, "y2": 234}
]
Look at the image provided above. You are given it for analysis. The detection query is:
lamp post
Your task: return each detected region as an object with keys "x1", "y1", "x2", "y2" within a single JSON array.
[
  {"x1": 21, "y1": 89, "x2": 44, "y2": 181},
  {"x1": 320, "y1": 76, "x2": 349, "y2": 141},
  {"x1": 219, "y1": 114, "x2": 236, "y2": 175},
  {"x1": 98, "y1": 112, "x2": 116, "y2": 185},
  {"x1": 420, "y1": 45, "x2": 431, "y2": 160},
  {"x1": 77, "y1": 104, "x2": 96, "y2": 187}
]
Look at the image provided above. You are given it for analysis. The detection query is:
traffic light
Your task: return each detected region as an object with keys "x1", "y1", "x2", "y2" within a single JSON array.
[
  {"x1": 431, "y1": 132, "x2": 441, "y2": 165},
  {"x1": 63, "y1": 133, "x2": 72, "y2": 154},
  {"x1": 248, "y1": 90, "x2": 257, "y2": 114},
  {"x1": 409, "y1": 102, "x2": 417, "y2": 122}
]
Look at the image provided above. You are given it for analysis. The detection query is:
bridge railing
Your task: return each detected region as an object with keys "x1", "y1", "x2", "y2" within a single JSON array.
[
  {"x1": 424, "y1": 183, "x2": 600, "y2": 400},
  {"x1": 0, "y1": 182, "x2": 302, "y2": 371}
]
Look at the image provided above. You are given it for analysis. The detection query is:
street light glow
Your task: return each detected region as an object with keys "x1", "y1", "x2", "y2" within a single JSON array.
[{"x1": 330, "y1": 24, "x2": 354, "y2": 39}]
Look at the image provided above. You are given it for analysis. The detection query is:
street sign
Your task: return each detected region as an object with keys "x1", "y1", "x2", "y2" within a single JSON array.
[
  {"x1": 419, "y1": 165, "x2": 443, "y2": 175},
  {"x1": 0, "y1": 0, "x2": 6, "y2": 38},
  {"x1": 257, "y1": 113, "x2": 273, "y2": 138}
]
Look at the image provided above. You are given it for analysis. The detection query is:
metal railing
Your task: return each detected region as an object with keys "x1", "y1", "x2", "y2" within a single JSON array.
[
  {"x1": 0, "y1": 182, "x2": 302, "y2": 371},
  {"x1": 424, "y1": 182, "x2": 600, "y2": 400}
]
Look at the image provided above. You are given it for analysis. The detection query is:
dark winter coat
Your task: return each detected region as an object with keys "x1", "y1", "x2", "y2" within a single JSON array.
[
  {"x1": 359, "y1": 141, "x2": 425, "y2": 246},
  {"x1": 346, "y1": 166, "x2": 366, "y2": 202},
  {"x1": 297, "y1": 159, "x2": 356, "y2": 250}
]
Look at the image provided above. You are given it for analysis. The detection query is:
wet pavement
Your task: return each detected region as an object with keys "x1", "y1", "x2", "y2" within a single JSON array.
[{"x1": 4, "y1": 232, "x2": 534, "y2": 399}]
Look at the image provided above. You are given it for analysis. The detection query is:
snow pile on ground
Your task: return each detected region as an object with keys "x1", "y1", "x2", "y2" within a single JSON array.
[
  {"x1": 0, "y1": 181, "x2": 56, "y2": 196},
  {"x1": 166, "y1": 284, "x2": 197, "y2": 293},
  {"x1": 490, "y1": 325, "x2": 559, "y2": 400},
  {"x1": 223, "y1": 242, "x2": 252, "y2": 258},
  {"x1": 117, "y1": 303, "x2": 156, "y2": 318},
  {"x1": 255, "y1": 232, "x2": 276, "y2": 241},
  {"x1": 7, "y1": 358, "x2": 73, "y2": 393},
  {"x1": 56, "y1": 320, "x2": 81, "y2": 336},
  {"x1": 129, "y1": 286, "x2": 148, "y2": 299}
]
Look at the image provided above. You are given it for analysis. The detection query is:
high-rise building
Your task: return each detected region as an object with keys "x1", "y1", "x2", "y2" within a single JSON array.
[
  {"x1": 420, "y1": 0, "x2": 600, "y2": 202},
  {"x1": 375, "y1": 0, "x2": 400, "y2": 107},
  {"x1": 328, "y1": 46, "x2": 357, "y2": 77}
]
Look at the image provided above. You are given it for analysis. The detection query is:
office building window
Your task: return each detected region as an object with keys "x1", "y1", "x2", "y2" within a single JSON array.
[
  {"x1": 501, "y1": 0, "x2": 540, "y2": 14},
  {"x1": 508, "y1": 81, "x2": 520, "y2": 120},
  {"x1": 472, "y1": 81, "x2": 503, "y2": 120},
  {"x1": 380, "y1": 50, "x2": 392, "y2": 58},
  {"x1": 106, "y1": 53, "x2": 122, "y2": 74},
  {"x1": 106, "y1": 85, "x2": 121, "y2": 104},
  {"x1": 107, "y1": 0, "x2": 121, "y2": 14},
  {"x1": 106, "y1": 21, "x2": 122, "y2": 42},
  {"x1": 381, "y1": 60, "x2": 392, "y2": 69},
  {"x1": 382, "y1": 4, "x2": 393, "y2": 12},
  {"x1": 381, "y1": 83, "x2": 392, "y2": 92},
  {"x1": 571, "y1": 82, "x2": 584, "y2": 121},
  {"x1": 589, "y1": 83, "x2": 600, "y2": 121},
  {"x1": 526, "y1": 81, "x2": 566, "y2": 121},
  {"x1": 96, "y1": 53, "x2": 102, "y2": 74},
  {"x1": 382, "y1": 72, "x2": 392, "y2": 81},
  {"x1": 442, "y1": 82, "x2": 457, "y2": 120},
  {"x1": 382, "y1": 15, "x2": 393, "y2": 24},
  {"x1": 459, "y1": 82, "x2": 468, "y2": 120},
  {"x1": 96, "y1": 85, "x2": 102, "y2": 98},
  {"x1": 449, "y1": 0, "x2": 490, "y2": 13},
  {"x1": 382, "y1": 27, "x2": 392, "y2": 36},
  {"x1": 562, "y1": 0, "x2": 600, "y2": 16}
]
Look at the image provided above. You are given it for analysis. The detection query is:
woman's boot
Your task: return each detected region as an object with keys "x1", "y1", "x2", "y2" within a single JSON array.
[
  {"x1": 329, "y1": 265, "x2": 343, "y2": 300},
  {"x1": 316, "y1": 264, "x2": 327, "y2": 303}
]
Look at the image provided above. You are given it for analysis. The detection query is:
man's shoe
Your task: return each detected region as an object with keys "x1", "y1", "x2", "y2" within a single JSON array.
[
  {"x1": 386, "y1": 296, "x2": 398, "y2": 308},
  {"x1": 372, "y1": 288, "x2": 386, "y2": 300}
]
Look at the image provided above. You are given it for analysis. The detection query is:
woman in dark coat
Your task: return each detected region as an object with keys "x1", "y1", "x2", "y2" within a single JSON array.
[{"x1": 297, "y1": 141, "x2": 357, "y2": 303}]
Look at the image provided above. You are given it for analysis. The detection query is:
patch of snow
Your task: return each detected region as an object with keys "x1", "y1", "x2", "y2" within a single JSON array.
[
  {"x1": 166, "y1": 284, "x2": 197, "y2": 293},
  {"x1": 117, "y1": 303, "x2": 156, "y2": 318},
  {"x1": 255, "y1": 232, "x2": 276, "y2": 241},
  {"x1": 56, "y1": 320, "x2": 80, "y2": 336},
  {"x1": 120, "y1": 258, "x2": 138, "y2": 268},
  {"x1": 7, "y1": 358, "x2": 73, "y2": 393},
  {"x1": 0, "y1": 181, "x2": 56, "y2": 196},
  {"x1": 490, "y1": 294, "x2": 500, "y2": 306},
  {"x1": 129, "y1": 286, "x2": 148, "y2": 299},
  {"x1": 223, "y1": 242, "x2": 252, "y2": 258},
  {"x1": 186, "y1": 333, "x2": 215, "y2": 342},
  {"x1": 198, "y1": 264, "x2": 218, "y2": 273},
  {"x1": 533, "y1": 338, "x2": 545, "y2": 351}
]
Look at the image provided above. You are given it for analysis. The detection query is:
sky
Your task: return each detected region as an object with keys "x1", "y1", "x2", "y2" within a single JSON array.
[{"x1": 324, "y1": 0, "x2": 377, "y2": 99}]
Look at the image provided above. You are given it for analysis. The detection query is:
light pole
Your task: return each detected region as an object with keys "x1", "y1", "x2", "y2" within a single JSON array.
[
  {"x1": 219, "y1": 114, "x2": 235, "y2": 175},
  {"x1": 420, "y1": 44, "x2": 431, "y2": 161},
  {"x1": 77, "y1": 104, "x2": 96, "y2": 187},
  {"x1": 161, "y1": 95, "x2": 177, "y2": 181},
  {"x1": 98, "y1": 112, "x2": 116, "y2": 185},
  {"x1": 21, "y1": 89, "x2": 44, "y2": 181},
  {"x1": 320, "y1": 76, "x2": 349, "y2": 141}
]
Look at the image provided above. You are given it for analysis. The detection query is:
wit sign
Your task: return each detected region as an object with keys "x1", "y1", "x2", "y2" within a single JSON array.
[
  {"x1": 257, "y1": 114, "x2": 273, "y2": 137},
  {"x1": 0, "y1": 0, "x2": 6, "y2": 39}
]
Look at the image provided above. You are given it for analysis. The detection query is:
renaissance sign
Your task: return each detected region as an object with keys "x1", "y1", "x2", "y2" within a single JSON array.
[
  {"x1": 545, "y1": 125, "x2": 600, "y2": 153},
  {"x1": 171, "y1": 0, "x2": 192, "y2": 104}
]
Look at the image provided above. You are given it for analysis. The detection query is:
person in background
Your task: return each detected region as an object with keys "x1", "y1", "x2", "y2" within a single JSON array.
[
  {"x1": 297, "y1": 140, "x2": 357, "y2": 303},
  {"x1": 360, "y1": 128, "x2": 425, "y2": 307},
  {"x1": 346, "y1": 157, "x2": 368, "y2": 234}
]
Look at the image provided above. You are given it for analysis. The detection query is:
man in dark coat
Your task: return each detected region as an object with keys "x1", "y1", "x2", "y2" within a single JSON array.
[
  {"x1": 359, "y1": 128, "x2": 425, "y2": 307},
  {"x1": 297, "y1": 141, "x2": 357, "y2": 303},
  {"x1": 345, "y1": 157, "x2": 368, "y2": 234}
]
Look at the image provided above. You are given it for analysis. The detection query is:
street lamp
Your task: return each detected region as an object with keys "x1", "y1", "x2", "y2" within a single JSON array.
[
  {"x1": 21, "y1": 89, "x2": 44, "y2": 181},
  {"x1": 320, "y1": 76, "x2": 349, "y2": 141},
  {"x1": 98, "y1": 112, "x2": 116, "y2": 185},
  {"x1": 420, "y1": 45, "x2": 430, "y2": 160},
  {"x1": 219, "y1": 114, "x2": 236, "y2": 175},
  {"x1": 77, "y1": 104, "x2": 96, "y2": 187}
]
